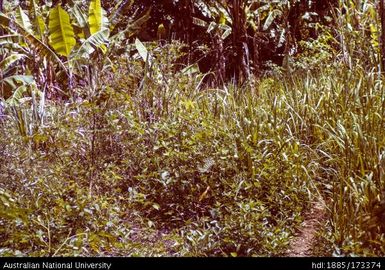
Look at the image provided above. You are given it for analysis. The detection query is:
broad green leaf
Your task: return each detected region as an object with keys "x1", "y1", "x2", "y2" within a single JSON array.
[
  {"x1": 263, "y1": 9, "x2": 282, "y2": 31},
  {"x1": 89, "y1": 0, "x2": 102, "y2": 35},
  {"x1": 30, "y1": 0, "x2": 45, "y2": 38},
  {"x1": 221, "y1": 25, "x2": 232, "y2": 39},
  {"x1": 15, "y1": 7, "x2": 33, "y2": 33},
  {"x1": 0, "y1": 13, "x2": 68, "y2": 73},
  {"x1": 0, "y1": 35, "x2": 25, "y2": 51},
  {"x1": 73, "y1": 29, "x2": 109, "y2": 58},
  {"x1": 192, "y1": 17, "x2": 208, "y2": 27},
  {"x1": 7, "y1": 84, "x2": 40, "y2": 107},
  {"x1": 181, "y1": 63, "x2": 200, "y2": 75},
  {"x1": 207, "y1": 22, "x2": 217, "y2": 33},
  {"x1": 73, "y1": 4, "x2": 88, "y2": 28},
  {"x1": 135, "y1": 38, "x2": 151, "y2": 64},
  {"x1": 218, "y1": 11, "x2": 226, "y2": 25},
  {"x1": 6, "y1": 85, "x2": 28, "y2": 106},
  {"x1": 36, "y1": 16, "x2": 46, "y2": 39},
  {"x1": 2, "y1": 75, "x2": 35, "y2": 89},
  {"x1": 0, "y1": 54, "x2": 26, "y2": 73},
  {"x1": 48, "y1": 5, "x2": 76, "y2": 57},
  {"x1": 101, "y1": 9, "x2": 110, "y2": 31}
]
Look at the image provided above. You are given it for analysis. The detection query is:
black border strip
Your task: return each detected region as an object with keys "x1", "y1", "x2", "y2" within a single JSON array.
[{"x1": 0, "y1": 257, "x2": 384, "y2": 270}]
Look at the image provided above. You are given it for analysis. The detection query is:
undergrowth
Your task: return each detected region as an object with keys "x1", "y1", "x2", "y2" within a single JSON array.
[{"x1": 1, "y1": 57, "x2": 385, "y2": 256}]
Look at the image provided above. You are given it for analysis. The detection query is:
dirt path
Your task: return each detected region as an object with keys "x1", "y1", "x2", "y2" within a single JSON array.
[{"x1": 285, "y1": 198, "x2": 327, "y2": 257}]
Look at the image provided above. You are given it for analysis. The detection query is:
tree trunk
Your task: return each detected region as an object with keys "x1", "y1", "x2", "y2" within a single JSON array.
[
  {"x1": 230, "y1": 0, "x2": 248, "y2": 84},
  {"x1": 380, "y1": 0, "x2": 385, "y2": 72}
]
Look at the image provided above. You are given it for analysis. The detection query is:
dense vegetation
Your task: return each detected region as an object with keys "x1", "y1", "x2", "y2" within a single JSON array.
[{"x1": 1, "y1": 0, "x2": 385, "y2": 256}]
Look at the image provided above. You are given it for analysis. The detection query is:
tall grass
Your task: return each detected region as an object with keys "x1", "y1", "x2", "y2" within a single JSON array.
[
  {"x1": 2, "y1": 55, "x2": 384, "y2": 255},
  {"x1": 285, "y1": 66, "x2": 385, "y2": 255}
]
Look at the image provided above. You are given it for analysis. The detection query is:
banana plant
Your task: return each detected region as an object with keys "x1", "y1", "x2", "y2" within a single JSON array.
[
  {"x1": 70, "y1": 0, "x2": 110, "y2": 58},
  {"x1": 0, "y1": 12, "x2": 67, "y2": 71},
  {"x1": 68, "y1": 0, "x2": 152, "y2": 91},
  {"x1": 1, "y1": 0, "x2": 151, "y2": 97},
  {"x1": 67, "y1": 0, "x2": 111, "y2": 91},
  {"x1": 0, "y1": 38, "x2": 45, "y2": 139},
  {"x1": 0, "y1": 6, "x2": 69, "y2": 95},
  {"x1": 0, "y1": 0, "x2": 108, "y2": 94},
  {"x1": 0, "y1": 52, "x2": 33, "y2": 95},
  {"x1": 0, "y1": 13, "x2": 64, "y2": 110}
]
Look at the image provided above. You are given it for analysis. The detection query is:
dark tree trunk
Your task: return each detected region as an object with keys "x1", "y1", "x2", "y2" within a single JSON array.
[
  {"x1": 230, "y1": 0, "x2": 249, "y2": 84},
  {"x1": 380, "y1": 0, "x2": 385, "y2": 72}
]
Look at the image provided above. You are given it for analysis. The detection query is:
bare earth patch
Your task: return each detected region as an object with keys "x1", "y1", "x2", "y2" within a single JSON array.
[{"x1": 285, "y1": 198, "x2": 327, "y2": 257}]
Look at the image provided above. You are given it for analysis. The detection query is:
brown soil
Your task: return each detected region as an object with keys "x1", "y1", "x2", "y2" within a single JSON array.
[{"x1": 285, "y1": 198, "x2": 327, "y2": 257}]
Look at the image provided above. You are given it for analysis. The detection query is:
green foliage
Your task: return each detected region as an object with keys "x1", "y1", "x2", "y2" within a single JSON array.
[
  {"x1": 88, "y1": 0, "x2": 102, "y2": 35},
  {"x1": 48, "y1": 5, "x2": 76, "y2": 57},
  {"x1": 1, "y1": 0, "x2": 385, "y2": 258},
  {"x1": 0, "y1": 12, "x2": 68, "y2": 82},
  {"x1": 15, "y1": 7, "x2": 33, "y2": 33}
]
